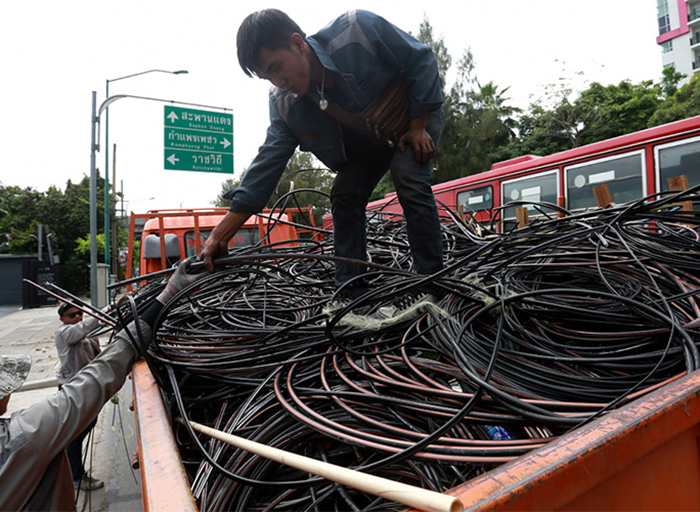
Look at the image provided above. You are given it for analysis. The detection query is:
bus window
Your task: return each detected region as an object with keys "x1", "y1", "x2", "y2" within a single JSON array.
[
  {"x1": 502, "y1": 170, "x2": 559, "y2": 227},
  {"x1": 456, "y1": 185, "x2": 493, "y2": 214},
  {"x1": 656, "y1": 136, "x2": 700, "y2": 192},
  {"x1": 183, "y1": 228, "x2": 259, "y2": 257},
  {"x1": 565, "y1": 151, "x2": 644, "y2": 210}
]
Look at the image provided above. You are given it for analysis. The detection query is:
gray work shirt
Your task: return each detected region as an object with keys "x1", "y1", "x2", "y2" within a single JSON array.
[
  {"x1": 0, "y1": 337, "x2": 138, "y2": 510},
  {"x1": 54, "y1": 314, "x2": 101, "y2": 386}
]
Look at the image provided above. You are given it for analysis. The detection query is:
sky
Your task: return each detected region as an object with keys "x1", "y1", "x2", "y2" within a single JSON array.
[{"x1": 0, "y1": 1, "x2": 661, "y2": 213}]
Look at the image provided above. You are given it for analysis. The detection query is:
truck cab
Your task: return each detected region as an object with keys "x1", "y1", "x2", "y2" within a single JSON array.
[{"x1": 125, "y1": 207, "x2": 317, "y2": 282}]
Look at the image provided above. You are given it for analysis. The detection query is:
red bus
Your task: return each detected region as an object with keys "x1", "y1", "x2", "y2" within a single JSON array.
[{"x1": 323, "y1": 115, "x2": 700, "y2": 231}]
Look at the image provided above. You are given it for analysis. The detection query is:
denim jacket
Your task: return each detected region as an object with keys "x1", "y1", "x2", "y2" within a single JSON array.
[{"x1": 228, "y1": 9, "x2": 443, "y2": 213}]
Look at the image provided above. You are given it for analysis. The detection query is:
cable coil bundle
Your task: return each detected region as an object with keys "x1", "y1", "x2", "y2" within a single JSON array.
[{"x1": 117, "y1": 186, "x2": 700, "y2": 510}]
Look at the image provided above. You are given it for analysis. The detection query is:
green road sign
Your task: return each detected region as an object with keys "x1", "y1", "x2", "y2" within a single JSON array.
[
  {"x1": 164, "y1": 106, "x2": 233, "y2": 173},
  {"x1": 164, "y1": 149, "x2": 233, "y2": 174},
  {"x1": 165, "y1": 127, "x2": 232, "y2": 153}
]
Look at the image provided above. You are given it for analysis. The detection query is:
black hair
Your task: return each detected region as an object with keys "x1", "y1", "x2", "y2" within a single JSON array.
[
  {"x1": 58, "y1": 302, "x2": 73, "y2": 317},
  {"x1": 237, "y1": 9, "x2": 306, "y2": 78}
]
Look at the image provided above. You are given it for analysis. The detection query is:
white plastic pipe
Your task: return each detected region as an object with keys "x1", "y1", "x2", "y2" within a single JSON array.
[{"x1": 180, "y1": 418, "x2": 463, "y2": 512}]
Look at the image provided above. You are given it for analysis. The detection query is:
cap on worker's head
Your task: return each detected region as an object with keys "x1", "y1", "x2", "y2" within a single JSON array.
[
  {"x1": 0, "y1": 354, "x2": 31, "y2": 400},
  {"x1": 58, "y1": 302, "x2": 73, "y2": 317}
]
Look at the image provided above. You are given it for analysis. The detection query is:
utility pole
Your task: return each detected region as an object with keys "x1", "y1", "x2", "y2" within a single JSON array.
[{"x1": 89, "y1": 91, "x2": 98, "y2": 304}]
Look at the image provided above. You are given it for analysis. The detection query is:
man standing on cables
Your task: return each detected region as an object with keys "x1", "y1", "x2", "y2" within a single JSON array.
[{"x1": 202, "y1": 9, "x2": 444, "y2": 311}]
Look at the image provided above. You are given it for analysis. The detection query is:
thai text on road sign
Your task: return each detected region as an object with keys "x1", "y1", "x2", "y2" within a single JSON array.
[{"x1": 164, "y1": 106, "x2": 233, "y2": 174}]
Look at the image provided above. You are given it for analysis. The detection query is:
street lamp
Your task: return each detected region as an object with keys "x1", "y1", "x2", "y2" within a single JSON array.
[
  {"x1": 90, "y1": 92, "x2": 229, "y2": 307},
  {"x1": 124, "y1": 196, "x2": 155, "y2": 215},
  {"x1": 104, "y1": 69, "x2": 188, "y2": 278}
]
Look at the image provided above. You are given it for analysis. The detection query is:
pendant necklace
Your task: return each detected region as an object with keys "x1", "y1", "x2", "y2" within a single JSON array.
[{"x1": 317, "y1": 69, "x2": 328, "y2": 111}]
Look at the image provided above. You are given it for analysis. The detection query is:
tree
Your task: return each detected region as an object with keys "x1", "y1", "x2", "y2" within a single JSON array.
[
  {"x1": 214, "y1": 177, "x2": 241, "y2": 207},
  {"x1": 265, "y1": 151, "x2": 333, "y2": 231},
  {"x1": 472, "y1": 81, "x2": 519, "y2": 144},
  {"x1": 649, "y1": 73, "x2": 700, "y2": 127},
  {"x1": 430, "y1": 49, "x2": 475, "y2": 185},
  {"x1": 417, "y1": 15, "x2": 451, "y2": 90},
  {"x1": 0, "y1": 185, "x2": 43, "y2": 237},
  {"x1": 214, "y1": 151, "x2": 333, "y2": 227},
  {"x1": 0, "y1": 173, "x2": 106, "y2": 294},
  {"x1": 659, "y1": 65, "x2": 686, "y2": 98},
  {"x1": 434, "y1": 55, "x2": 521, "y2": 183},
  {"x1": 489, "y1": 106, "x2": 571, "y2": 162},
  {"x1": 575, "y1": 80, "x2": 663, "y2": 145},
  {"x1": 496, "y1": 73, "x2": 669, "y2": 163},
  {"x1": 512, "y1": 71, "x2": 605, "y2": 150},
  {"x1": 74, "y1": 233, "x2": 105, "y2": 258}
]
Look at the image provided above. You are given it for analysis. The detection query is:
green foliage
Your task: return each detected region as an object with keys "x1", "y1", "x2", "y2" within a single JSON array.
[
  {"x1": 415, "y1": 15, "x2": 522, "y2": 184},
  {"x1": 266, "y1": 151, "x2": 333, "y2": 224},
  {"x1": 436, "y1": 67, "x2": 521, "y2": 183},
  {"x1": 575, "y1": 80, "x2": 663, "y2": 145},
  {"x1": 660, "y1": 65, "x2": 686, "y2": 98},
  {"x1": 649, "y1": 73, "x2": 700, "y2": 127},
  {"x1": 0, "y1": 185, "x2": 43, "y2": 237},
  {"x1": 366, "y1": 174, "x2": 392, "y2": 202},
  {"x1": 490, "y1": 106, "x2": 571, "y2": 162},
  {"x1": 494, "y1": 72, "x2": 673, "y2": 165},
  {"x1": 74, "y1": 233, "x2": 105, "y2": 257},
  {"x1": 0, "y1": 173, "x2": 106, "y2": 294},
  {"x1": 214, "y1": 177, "x2": 241, "y2": 207},
  {"x1": 215, "y1": 151, "x2": 333, "y2": 228},
  {"x1": 417, "y1": 15, "x2": 451, "y2": 93}
]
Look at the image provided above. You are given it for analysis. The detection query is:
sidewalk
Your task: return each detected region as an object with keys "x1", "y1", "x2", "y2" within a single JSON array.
[{"x1": 0, "y1": 303, "x2": 144, "y2": 512}]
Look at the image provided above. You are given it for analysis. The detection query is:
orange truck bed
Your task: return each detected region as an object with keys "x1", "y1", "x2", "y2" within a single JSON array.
[
  {"x1": 132, "y1": 364, "x2": 700, "y2": 511},
  {"x1": 432, "y1": 370, "x2": 700, "y2": 511},
  {"x1": 132, "y1": 361, "x2": 197, "y2": 511}
]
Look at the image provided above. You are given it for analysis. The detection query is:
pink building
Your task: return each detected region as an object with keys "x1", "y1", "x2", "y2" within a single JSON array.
[{"x1": 657, "y1": 0, "x2": 700, "y2": 83}]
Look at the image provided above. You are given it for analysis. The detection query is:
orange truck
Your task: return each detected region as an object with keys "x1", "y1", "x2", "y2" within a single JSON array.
[
  {"x1": 126, "y1": 208, "x2": 700, "y2": 511},
  {"x1": 124, "y1": 206, "x2": 319, "y2": 282},
  {"x1": 131, "y1": 362, "x2": 700, "y2": 512}
]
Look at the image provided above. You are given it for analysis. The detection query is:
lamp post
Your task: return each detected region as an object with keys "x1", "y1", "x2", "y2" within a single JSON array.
[
  {"x1": 90, "y1": 92, "x2": 229, "y2": 306},
  {"x1": 104, "y1": 69, "x2": 187, "y2": 277}
]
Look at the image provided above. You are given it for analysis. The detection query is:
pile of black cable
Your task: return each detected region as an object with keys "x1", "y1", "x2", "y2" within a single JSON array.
[{"x1": 143, "y1": 187, "x2": 700, "y2": 511}]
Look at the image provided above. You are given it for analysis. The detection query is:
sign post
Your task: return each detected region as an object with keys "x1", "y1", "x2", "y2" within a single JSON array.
[{"x1": 164, "y1": 106, "x2": 233, "y2": 174}]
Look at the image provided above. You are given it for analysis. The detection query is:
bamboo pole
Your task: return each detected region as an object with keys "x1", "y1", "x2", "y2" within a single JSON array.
[{"x1": 179, "y1": 418, "x2": 463, "y2": 512}]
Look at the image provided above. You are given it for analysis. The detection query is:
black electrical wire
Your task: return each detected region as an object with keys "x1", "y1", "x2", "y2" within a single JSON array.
[{"x1": 110, "y1": 186, "x2": 700, "y2": 510}]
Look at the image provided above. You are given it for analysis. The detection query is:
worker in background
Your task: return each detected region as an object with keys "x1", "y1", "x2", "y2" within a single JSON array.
[
  {"x1": 55, "y1": 302, "x2": 104, "y2": 491},
  {"x1": 0, "y1": 258, "x2": 206, "y2": 511},
  {"x1": 203, "y1": 9, "x2": 444, "y2": 307}
]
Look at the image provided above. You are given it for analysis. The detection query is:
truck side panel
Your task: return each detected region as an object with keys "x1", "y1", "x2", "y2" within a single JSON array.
[
  {"x1": 132, "y1": 361, "x2": 197, "y2": 512},
  {"x1": 430, "y1": 371, "x2": 700, "y2": 511}
]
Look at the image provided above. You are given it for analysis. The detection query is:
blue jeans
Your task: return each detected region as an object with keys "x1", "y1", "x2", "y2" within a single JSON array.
[{"x1": 330, "y1": 108, "x2": 444, "y2": 297}]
